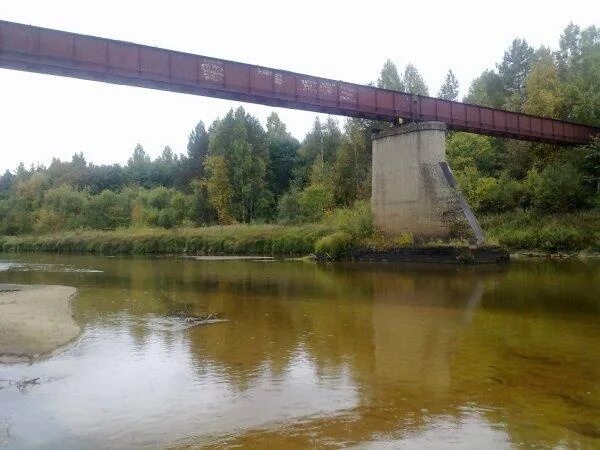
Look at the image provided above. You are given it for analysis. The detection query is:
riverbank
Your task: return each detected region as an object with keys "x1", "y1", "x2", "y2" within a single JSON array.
[
  {"x1": 0, "y1": 284, "x2": 79, "y2": 363},
  {"x1": 0, "y1": 224, "x2": 335, "y2": 256},
  {"x1": 481, "y1": 210, "x2": 600, "y2": 254},
  {"x1": 0, "y1": 210, "x2": 597, "y2": 258}
]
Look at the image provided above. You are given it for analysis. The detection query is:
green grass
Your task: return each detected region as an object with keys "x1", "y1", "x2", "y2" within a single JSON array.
[
  {"x1": 480, "y1": 210, "x2": 600, "y2": 253},
  {"x1": 0, "y1": 202, "x2": 373, "y2": 256},
  {"x1": 0, "y1": 223, "x2": 335, "y2": 256},
  {"x1": 314, "y1": 231, "x2": 353, "y2": 259},
  {"x1": 1, "y1": 204, "x2": 597, "y2": 256}
]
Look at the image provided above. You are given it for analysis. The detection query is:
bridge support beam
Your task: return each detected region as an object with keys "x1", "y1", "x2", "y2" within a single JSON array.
[{"x1": 371, "y1": 121, "x2": 483, "y2": 242}]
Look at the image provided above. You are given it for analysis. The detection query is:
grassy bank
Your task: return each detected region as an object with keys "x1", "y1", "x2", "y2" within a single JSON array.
[
  {"x1": 480, "y1": 210, "x2": 600, "y2": 254},
  {"x1": 0, "y1": 224, "x2": 334, "y2": 256},
  {"x1": 0, "y1": 205, "x2": 597, "y2": 257},
  {"x1": 0, "y1": 203, "x2": 373, "y2": 256}
]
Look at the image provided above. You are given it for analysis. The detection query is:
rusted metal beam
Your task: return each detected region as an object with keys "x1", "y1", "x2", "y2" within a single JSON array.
[{"x1": 1, "y1": 20, "x2": 598, "y2": 146}]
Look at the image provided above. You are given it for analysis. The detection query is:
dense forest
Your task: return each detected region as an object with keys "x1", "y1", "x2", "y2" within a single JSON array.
[{"x1": 0, "y1": 23, "x2": 598, "y2": 252}]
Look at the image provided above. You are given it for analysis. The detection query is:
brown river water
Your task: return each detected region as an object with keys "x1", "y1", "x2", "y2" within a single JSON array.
[{"x1": 0, "y1": 254, "x2": 598, "y2": 449}]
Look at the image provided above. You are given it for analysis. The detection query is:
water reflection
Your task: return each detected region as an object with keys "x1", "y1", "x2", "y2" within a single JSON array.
[{"x1": 0, "y1": 255, "x2": 598, "y2": 449}]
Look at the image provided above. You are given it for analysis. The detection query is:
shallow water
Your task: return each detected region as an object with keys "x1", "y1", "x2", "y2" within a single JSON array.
[{"x1": 0, "y1": 254, "x2": 598, "y2": 449}]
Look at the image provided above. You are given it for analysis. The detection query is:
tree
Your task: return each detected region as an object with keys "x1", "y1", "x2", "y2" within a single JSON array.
[
  {"x1": 497, "y1": 38, "x2": 535, "y2": 107},
  {"x1": 205, "y1": 107, "x2": 271, "y2": 222},
  {"x1": 403, "y1": 63, "x2": 429, "y2": 95},
  {"x1": 527, "y1": 163, "x2": 586, "y2": 212},
  {"x1": 67, "y1": 152, "x2": 89, "y2": 190},
  {"x1": 185, "y1": 121, "x2": 209, "y2": 180},
  {"x1": 298, "y1": 183, "x2": 334, "y2": 222},
  {"x1": 464, "y1": 70, "x2": 506, "y2": 108},
  {"x1": 205, "y1": 155, "x2": 233, "y2": 224},
  {"x1": 265, "y1": 112, "x2": 300, "y2": 197},
  {"x1": 556, "y1": 23, "x2": 582, "y2": 77},
  {"x1": 0, "y1": 170, "x2": 15, "y2": 198},
  {"x1": 86, "y1": 190, "x2": 131, "y2": 230},
  {"x1": 446, "y1": 132, "x2": 496, "y2": 175},
  {"x1": 377, "y1": 59, "x2": 404, "y2": 91},
  {"x1": 126, "y1": 144, "x2": 152, "y2": 187},
  {"x1": 295, "y1": 117, "x2": 342, "y2": 187},
  {"x1": 153, "y1": 146, "x2": 181, "y2": 188},
  {"x1": 189, "y1": 179, "x2": 216, "y2": 225},
  {"x1": 559, "y1": 25, "x2": 600, "y2": 125},
  {"x1": 438, "y1": 70, "x2": 459, "y2": 101},
  {"x1": 332, "y1": 119, "x2": 372, "y2": 205},
  {"x1": 523, "y1": 50, "x2": 563, "y2": 117},
  {"x1": 579, "y1": 138, "x2": 600, "y2": 194}
]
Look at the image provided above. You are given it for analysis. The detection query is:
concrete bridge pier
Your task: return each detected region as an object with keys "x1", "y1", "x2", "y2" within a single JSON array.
[{"x1": 371, "y1": 121, "x2": 483, "y2": 242}]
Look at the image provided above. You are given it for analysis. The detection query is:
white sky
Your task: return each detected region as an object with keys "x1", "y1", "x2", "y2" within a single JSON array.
[{"x1": 0, "y1": 0, "x2": 598, "y2": 172}]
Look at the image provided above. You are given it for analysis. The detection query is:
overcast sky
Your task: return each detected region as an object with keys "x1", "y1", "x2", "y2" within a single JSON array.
[{"x1": 0, "y1": 0, "x2": 598, "y2": 172}]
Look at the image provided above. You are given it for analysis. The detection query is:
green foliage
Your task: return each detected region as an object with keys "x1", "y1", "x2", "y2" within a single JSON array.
[
  {"x1": 314, "y1": 231, "x2": 353, "y2": 259},
  {"x1": 438, "y1": 70, "x2": 459, "y2": 101},
  {"x1": 403, "y1": 63, "x2": 429, "y2": 95},
  {"x1": 185, "y1": 121, "x2": 209, "y2": 180},
  {"x1": 448, "y1": 22, "x2": 599, "y2": 223},
  {"x1": 35, "y1": 185, "x2": 89, "y2": 233},
  {"x1": 377, "y1": 59, "x2": 404, "y2": 91},
  {"x1": 266, "y1": 112, "x2": 300, "y2": 197},
  {"x1": 579, "y1": 138, "x2": 600, "y2": 193},
  {"x1": 332, "y1": 119, "x2": 372, "y2": 205},
  {"x1": 298, "y1": 183, "x2": 334, "y2": 222},
  {"x1": 464, "y1": 70, "x2": 505, "y2": 108},
  {"x1": 497, "y1": 38, "x2": 535, "y2": 107},
  {"x1": 0, "y1": 223, "x2": 335, "y2": 257},
  {"x1": 323, "y1": 201, "x2": 373, "y2": 238},
  {"x1": 376, "y1": 60, "x2": 429, "y2": 95},
  {"x1": 482, "y1": 210, "x2": 599, "y2": 252},
  {"x1": 277, "y1": 189, "x2": 301, "y2": 224},
  {"x1": 526, "y1": 163, "x2": 586, "y2": 212},
  {"x1": 206, "y1": 107, "x2": 271, "y2": 223},
  {"x1": 447, "y1": 133, "x2": 496, "y2": 175},
  {"x1": 473, "y1": 174, "x2": 524, "y2": 213},
  {"x1": 497, "y1": 226, "x2": 585, "y2": 252},
  {"x1": 86, "y1": 190, "x2": 131, "y2": 230},
  {"x1": 296, "y1": 118, "x2": 342, "y2": 187},
  {"x1": 524, "y1": 51, "x2": 564, "y2": 117}
]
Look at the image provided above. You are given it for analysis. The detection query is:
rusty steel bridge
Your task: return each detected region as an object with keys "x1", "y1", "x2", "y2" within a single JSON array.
[{"x1": 0, "y1": 20, "x2": 598, "y2": 146}]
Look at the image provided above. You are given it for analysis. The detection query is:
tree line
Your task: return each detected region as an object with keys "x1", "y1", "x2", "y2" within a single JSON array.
[{"x1": 0, "y1": 23, "x2": 598, "y2": 236}]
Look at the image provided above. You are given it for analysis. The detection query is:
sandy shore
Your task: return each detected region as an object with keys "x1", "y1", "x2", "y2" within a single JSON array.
[{"x1": 0, "y1": 284, "x2": 80, "y2": 363}]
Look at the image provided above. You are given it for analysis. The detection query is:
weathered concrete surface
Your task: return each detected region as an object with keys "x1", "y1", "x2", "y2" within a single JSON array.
[
  {"x1": 0, "y1": 284, "x2": 79, "y2": 363},
  {"x1": 371, "y1": 122, "x2": 466, "y2": 239}
]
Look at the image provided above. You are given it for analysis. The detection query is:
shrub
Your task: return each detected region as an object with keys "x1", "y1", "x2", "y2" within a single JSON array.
[
  {"x1": 86, "y1": 190, "x2": 131, "y2": 230},
  {"x1": 41, "y1": 185, "x2": 89, "y2": 230},
  {"x1": 536, "y1": 226, "x2": 584, "y2": 252},
  {"x1": 170, "y1": 192, "x2": 190, "y2": 224},
  {"x1": 496, "y1": 225, "x2": 584, "y2": 252},
  {"x1": 324, "y1": 200, "x2": 373, "y2": 238},
  {"x1": 34, "y1": 207, "x2": 65, "y2": 234},
  {"x1": 298, "y1": 183, "x2": 334, "y2": 222},
  {"x1": 146, "y1": 186, "x2": 173, "y2": 209},
  {"x1": 447, "y1": 132, "x2": 496, "y2": 175},
  {"x1": 482, "y1": 210, "x2": 599, "y2": 253},
  {"x1": 314, "y1": 231, "x2": 353, "y2": 259},
  {"x1": 474, "y1": 174, "x2": 524, "y2": 213},
  {"x1": 527, "y1": 163, "x2": 586, "y2": 213},
  {"x1": 277, "y1": 189, "x2": 301, "y2": 223}
]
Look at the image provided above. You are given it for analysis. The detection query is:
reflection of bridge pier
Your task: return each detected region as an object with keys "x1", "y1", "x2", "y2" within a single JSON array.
[{"x1": 368, "y1": 271, "x2": 485, "y2": 402}]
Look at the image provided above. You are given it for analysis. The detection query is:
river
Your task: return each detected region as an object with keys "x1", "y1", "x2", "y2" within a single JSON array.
[{"x1": 0, "y1": 254, "x2": 598, "y2": 449}]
